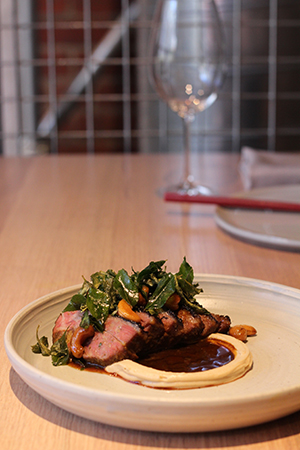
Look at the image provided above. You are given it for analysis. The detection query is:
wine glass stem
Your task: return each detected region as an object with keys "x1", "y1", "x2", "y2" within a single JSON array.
[{"x1": 182, "y1": 116, "x2": 194, "y2": 183}]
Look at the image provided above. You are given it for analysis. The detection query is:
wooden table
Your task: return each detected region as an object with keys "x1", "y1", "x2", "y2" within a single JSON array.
[{"x1": 1, "y1": 153, "x2": 300, "y2": 450}]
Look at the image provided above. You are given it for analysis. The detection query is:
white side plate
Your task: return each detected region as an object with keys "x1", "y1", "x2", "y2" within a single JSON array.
[{"x1": 215, "y1": 184, "x2": 300, "y2": 250}]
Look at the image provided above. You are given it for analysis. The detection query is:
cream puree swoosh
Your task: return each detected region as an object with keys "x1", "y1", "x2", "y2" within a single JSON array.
[{"x1": 105, "y1": 333, "x2": 253, "y2": 389}]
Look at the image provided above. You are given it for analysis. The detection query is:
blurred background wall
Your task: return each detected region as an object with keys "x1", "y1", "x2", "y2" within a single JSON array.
[{"x1": 1, "y1": 0, "x2": 300, "y2": 156}]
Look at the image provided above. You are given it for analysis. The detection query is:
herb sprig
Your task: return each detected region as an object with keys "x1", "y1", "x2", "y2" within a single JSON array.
[{"x1": 31, "y1": 325, "x2": 69, "y2": 366}]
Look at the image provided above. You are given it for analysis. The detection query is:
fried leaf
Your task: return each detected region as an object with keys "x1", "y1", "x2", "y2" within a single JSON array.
[
  {"x1": 32, "y1": 326, "x2": 69, "y2": 365},
  {"x1": 90, "y1": 271, "x2": 107, "y2": 289},
  {"x1": 175, "y1": 273, "x2": 208, "y2": 315},
  {"x1": 62, "y1": 294, "x2": 86, "y2": 312},
  {"x1": 31, "y1": 342, "x2": 42, "y2": 354},
  {"x1": 31, "y1": 326, "x2": 51, "y2": 356},
  {"x1": 86, "y1": 287, "x2": 110, "y2": 325},
  {"x1": 176, "y1": 276, "x2": 202, "y2": 299},
  {"x1": 113, "y1": 269, "x2": 139, "y2": 307},
  {"x1": 136, "y1": 260, "x2": 166, "y2": 284},
  {"x1": 78, "y1": 277, "x2": 92, "y2": 296},
  {"x1": 145, "y1": 273, "x2": 176, "y2": 314},
  {"x1": 88, "y1": 315, "x2": 104, "y2": 332},
  {"x1": 90, "y1": 270, "x2": 115, "y2": 292},
  {"x1": 177, "y1": 257, "x2": 194, "y2": 284},
  {"x1": 184, "y1": 297, "x2": 210, "y2": 315},
  {"x1": 80, "y1": 309, "x2": 90, "y2": 329},
  {"x1": 50, "y1": 331, "x2": 70, "y2": 366}
]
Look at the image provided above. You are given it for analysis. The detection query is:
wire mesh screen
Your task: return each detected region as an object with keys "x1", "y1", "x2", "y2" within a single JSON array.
[{"x1": 1, "y1": 0, "x2": 300, "y2": 156}]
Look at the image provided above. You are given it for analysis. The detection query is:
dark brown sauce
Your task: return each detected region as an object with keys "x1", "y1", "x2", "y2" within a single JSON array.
[
  {"x1": 69, "y1": 338, "x2": 235, "y2": 374},
  {"x1": 69, "y1": 360, "x2": 106, "y2": 374},
  {"x1": 138, "y1": 338, "x2": 234, "y2": 372}
]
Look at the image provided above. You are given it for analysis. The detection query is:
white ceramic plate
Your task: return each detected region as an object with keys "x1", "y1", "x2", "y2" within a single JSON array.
[
  {"x1": 215, "y1": 184, "x2": 300, "y2": 250},
  {"x1": 5, "y1": 275, "x2": 300, "y2": 433}
]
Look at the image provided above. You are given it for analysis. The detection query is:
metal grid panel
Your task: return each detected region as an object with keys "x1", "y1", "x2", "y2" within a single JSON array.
[{"x1": 1, "y1": 0, "x2": 300, "y2": 155}]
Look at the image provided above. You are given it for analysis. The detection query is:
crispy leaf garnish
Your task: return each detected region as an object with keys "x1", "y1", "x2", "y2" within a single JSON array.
[
  {"x1": 31, "y1": 326, "x2": 51, "y2": 356},
  {"x1": 62, "y1": 293, "x2": 86, "y2": 312},
  {"x1": 113, "y1": 269, "x2": 139, "y2": 307},
  {"x1": 31, "y1": 326, "x2": 70, "y2": 366},
  {"x1": 50, "y1": 331, "x2": 69, "y2": 366},
  {"x1": 86, "y1": 287, "x2": 110, "y2": 326},
  {"x1": 136, "y1": 260, "x2": 166, "y2": 284},
  {"x1": 80, "y1": 309, "x2": 90, "y2": 329},
  {"x1": 177, "y1": 257, "x2": 194, "y2": 284},
  {"x1": 145, "y1": 273, "x2": 176, "y2": 314}
]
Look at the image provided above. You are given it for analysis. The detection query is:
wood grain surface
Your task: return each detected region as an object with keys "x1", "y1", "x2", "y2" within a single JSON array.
[{"x1": 1, "y1": 154, "x2": 300, "y2": 450}]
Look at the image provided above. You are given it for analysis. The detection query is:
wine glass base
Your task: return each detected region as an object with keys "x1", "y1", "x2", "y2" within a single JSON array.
[{"x1": 168, "y1": 180, "x2": 213, "y2": 197}]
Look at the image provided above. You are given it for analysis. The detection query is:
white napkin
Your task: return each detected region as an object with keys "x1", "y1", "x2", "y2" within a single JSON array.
[{"x1": 239, "y1": 146, "x2": 300, "y2": 190}]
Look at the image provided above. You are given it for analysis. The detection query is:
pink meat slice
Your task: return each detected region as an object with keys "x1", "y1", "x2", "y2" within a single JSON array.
[
  {"x1": 82, "y1": 331, "x2": 135, "y2": 366},
  {"x1": 52, "y1": 310, "x2": 83, "y2": 349},
  {"x1": 83, "y1": 316, "x2": 143, "y2": 367}
]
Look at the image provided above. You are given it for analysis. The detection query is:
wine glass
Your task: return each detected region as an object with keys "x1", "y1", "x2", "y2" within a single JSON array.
[{"x1": 149, "y1": 0, "x2": 227, "y2": 195}]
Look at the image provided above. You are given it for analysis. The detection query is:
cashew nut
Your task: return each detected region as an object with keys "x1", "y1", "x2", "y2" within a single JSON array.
[
  {"x1": 229, "y1": 324, "x2": 257, "y2": 342},
  {"x1": 118, "y1": 299, "x2": 141, "y2": 323},
  {"x1": 71, "y1": 325, "x2": 95, "y2": 359}
]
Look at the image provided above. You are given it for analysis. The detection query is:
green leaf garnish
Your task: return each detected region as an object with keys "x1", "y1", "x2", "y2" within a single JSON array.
[
  {"x1": 31, "y1": 326, "x2": 51, "y2": 356},
  {"x1": 177, "y1": 256, "x2": 194, "y2": 284},
  {"x1": 50, "y1": 331, "x2": 70, "y2": 366},
  {"x1": 136, "y1": 260, "x2": 166, "y2": 284},
  {"x1": 31, "y1": 326, "x2": 70, "y2": 366},
  {"x1": 113, "y1": 269, "x2": 139, "y2": 307},
  {"x1": 86, "y1": 287, "x2": 111, "y2": 326},
  {"x1": 62, "y1": 293, "x2": 86, "y2": 312},
  {"x1": 145, "y1": 272, "x2": 176, "y2": 314},
  {"x1": 80, "y1": 309, "x2": 90, "y2": 329}
]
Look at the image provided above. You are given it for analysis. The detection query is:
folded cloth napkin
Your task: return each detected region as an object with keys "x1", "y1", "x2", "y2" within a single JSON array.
[{"x1": 239, "y1": 146, "x2": 300, "y2": 190}]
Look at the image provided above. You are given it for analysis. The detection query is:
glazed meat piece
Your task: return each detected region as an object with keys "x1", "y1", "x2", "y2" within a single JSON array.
[
  {"x1": 176, "y1": 309, "x2": 231, "y2": 340},
  {"x1": 197, "y1": 313, "x2": 219, "y2": 338},
  {"x1": 157, "y1": 310, "x2": 183, "y2": 349},
  {"x1": 136, "y1": 311, "x2": 165, "y2": 353},
  {"x1": 176, "y1": 308, "x2": 206, "y2": 344},
  {"x1": 212, "y1": 314, "x2": 231, "y2": 334}
]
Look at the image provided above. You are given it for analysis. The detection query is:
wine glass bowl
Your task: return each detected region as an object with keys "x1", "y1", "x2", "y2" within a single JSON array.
[{"x1": 149, "y1": 0, "x2": 227, "y2": 195}]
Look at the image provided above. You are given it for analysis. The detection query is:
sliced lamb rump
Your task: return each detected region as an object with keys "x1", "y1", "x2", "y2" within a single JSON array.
[
  {"x1": 212, "y1": 313, "x2": 231, "y2": 334},
  {"x1": 175, "y1": 308, "x2": 231, "y2": 341},
  {"x1": 158, "y1": 310, "x2": 182, "y2": 336},
  {"x1": 176, "y1": 308, "x2": 206, "y2": 344},
  {"x1": 83, "y1": 316, "x2": 144, "y2": 367},
  {"x1": 157, "y1": 310, "x2": 183, "y2": 349},
  {"x1": 82, "y1": 330, "x2": 138, "y2": 366},
  {"x1": 52, "y1": 306, "x2": 231, "y2": 367},
  {"x1": 105, "y1": 316, "x2": 144, "y2": 355},
  {"x1": 52, "y1": 310, "x2": 83, "y2": 350},
  {"x1": 136, "y1": 311, "x2": 165, "y2": 354},
  {"x1": 197, "y1": 313, "x2": 219, "y2": 338}
]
